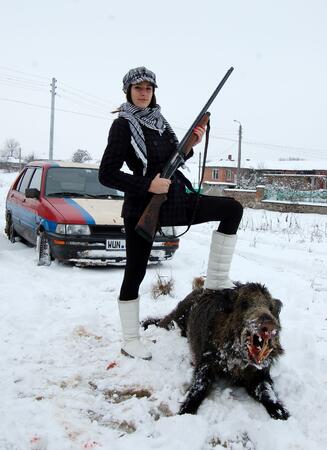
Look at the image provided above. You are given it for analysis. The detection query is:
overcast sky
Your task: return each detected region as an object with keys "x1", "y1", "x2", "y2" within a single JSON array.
[{"x1": 1, "y1": 0, "x2": 326, "y2": 164}]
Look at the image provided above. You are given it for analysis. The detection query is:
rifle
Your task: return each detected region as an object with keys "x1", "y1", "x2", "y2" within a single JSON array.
[{"x1": 135, "y1": 67, "x2": 234, "y2": 242}]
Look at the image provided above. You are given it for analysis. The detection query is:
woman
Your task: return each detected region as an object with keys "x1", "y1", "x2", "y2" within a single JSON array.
[{"x1": 99, "y1": 66, "x2": 243, "y2": 361}]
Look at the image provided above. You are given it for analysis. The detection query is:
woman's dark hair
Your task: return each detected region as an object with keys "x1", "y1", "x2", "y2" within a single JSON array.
[{"x1": 126, "y1": 84, "x2": 157, "y2": 108}]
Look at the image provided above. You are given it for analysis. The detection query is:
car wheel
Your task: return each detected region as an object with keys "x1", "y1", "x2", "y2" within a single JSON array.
[
  {"x1": 37, "y1": 232, "x2": 52, "y2": 266},
  {"x1": 5, "y1": 213, "x2": 17, "y2": 243}
]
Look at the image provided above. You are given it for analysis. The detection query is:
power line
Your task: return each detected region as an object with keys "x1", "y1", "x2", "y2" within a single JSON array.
[
  {"x1": 0, "y1": 75, "x2": 115, "y2": 113},
  {"x1": 50, "y1": 106, "x2": 110, "y2": 120},
  {"x1": 177, "y1": 125, "x2": 327, "y2": 154},
  {"x1": 57, "y1": 88, "x2": 112, "y2": 115},
  {"x1": 0, "y1": 74, "x2": 48, "y2": 88},
  {"x1": 0, "y1": 96, "x2": 111, "y2": 120},
  {"x1": 2, "y1": 94, "x2": 326, "y2": 155},
  {"x1": 0, "y1": 66, "x2": 116, "y2": 111},
  {"x1": 0, "y1": 96, "x2": 50, "y2": 111},
  {"x1": 0, "y1": 67, "x2": 326, "y2": 156},
  {"x1": 0, "y1": 79, "x2": 49, "y2": 93},
  {"x1": 0, "y1": 65, "x2": 50, "y2": 81},
  {"x1": 2, "y1": 94, "x2": 325, "y2": 155},
  {"x1": 0, "y1": 70, "x2": 49, "y2": 94},
  {"x1": 242, "y1": 138, "x2": 327, "y2": 153},
  {"x1": 0, "y1": 73, "x2": 111, "y2": 113},
  {"x1": 59, "y1": 81, "x2": 117, "y2": 108},
  {"x1": 58, "y1": 87, "x2": 111, "y2": 108}
]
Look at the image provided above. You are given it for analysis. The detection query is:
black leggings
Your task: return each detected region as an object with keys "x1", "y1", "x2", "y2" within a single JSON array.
[{"x1": 119, "y1": 195, "x2": 243, "y2": 300}]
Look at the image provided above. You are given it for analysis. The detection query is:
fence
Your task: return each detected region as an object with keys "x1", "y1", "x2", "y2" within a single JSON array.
[
  {"x1": 264, "y1": 187, "x2": 327, "y2": 204},
  {"x1": 201, "y1": 182, "x2": 327, "y2": 215}
]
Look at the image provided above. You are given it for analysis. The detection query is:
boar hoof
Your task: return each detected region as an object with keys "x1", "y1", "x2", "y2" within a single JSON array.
[{"x1": 267, "y1": 402, "x2": 290, "y2": 420}]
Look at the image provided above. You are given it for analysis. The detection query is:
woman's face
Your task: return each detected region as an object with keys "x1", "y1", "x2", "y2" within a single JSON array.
[{"x1": 130, "y1": 81, "x2": 153, "y2": 108}]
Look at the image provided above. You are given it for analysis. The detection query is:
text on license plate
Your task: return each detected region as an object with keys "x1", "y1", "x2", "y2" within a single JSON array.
[{"x1": 106, "y1": 239, "x2": 126, "y2": 251}]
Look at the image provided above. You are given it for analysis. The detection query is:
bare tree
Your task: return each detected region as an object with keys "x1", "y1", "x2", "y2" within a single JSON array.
[
  {"x1": 24, "y1": 152, "x2": 37, "y2": 164},
  {"x1": 72, "y1": 149, "x2": 92, "y2": 163},
  {"x1": 1, "y1": 138, "x2": 21, "y2": 159}
]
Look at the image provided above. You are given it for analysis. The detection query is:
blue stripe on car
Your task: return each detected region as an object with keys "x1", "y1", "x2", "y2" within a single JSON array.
[
  {"x1": 8, "y1": 201, "x2": 57, "y2": 232},
  {"x1": 9, "y1": 201, "x2": 34, "y2": 228},
  {"x1": 40, "y1": 217, "x2": 58, "y2": 232}
]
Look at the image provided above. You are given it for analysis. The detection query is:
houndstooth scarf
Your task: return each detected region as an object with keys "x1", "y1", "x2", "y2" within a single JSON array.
[{"x1": 118, "y1": 102, "x2": 179, "y2": 175}]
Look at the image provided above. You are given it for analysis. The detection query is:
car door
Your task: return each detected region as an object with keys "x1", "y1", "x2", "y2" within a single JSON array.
[
  {"x1": 23, "y1": 167, "x2": 43, "y2": 244},
  {"x1": 9, "y1": 167, "x2": 36, "y2": 241}
]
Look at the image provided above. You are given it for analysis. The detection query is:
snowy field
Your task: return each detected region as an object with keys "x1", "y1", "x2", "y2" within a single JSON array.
[{"x1": 0, "y1": 170, "x2": 327, "y2": 450}]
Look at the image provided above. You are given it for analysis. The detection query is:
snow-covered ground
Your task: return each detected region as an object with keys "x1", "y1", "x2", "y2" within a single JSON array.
[{"x1": 0, "y1": 170, "x2": 327, "y2": 450}]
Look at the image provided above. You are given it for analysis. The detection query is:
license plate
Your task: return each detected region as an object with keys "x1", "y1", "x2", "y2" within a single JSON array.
[{"x1": 106, "y1": 239, "x2": 126, "y2": 251}]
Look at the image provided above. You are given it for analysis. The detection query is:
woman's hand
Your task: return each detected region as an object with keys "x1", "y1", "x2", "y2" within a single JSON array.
[
  {"x1": 148, "y1": 173, "x2": 171, "y2": 194},
  {"x1": 193, "y1": 125, "x2": 206, "y2": 145}
]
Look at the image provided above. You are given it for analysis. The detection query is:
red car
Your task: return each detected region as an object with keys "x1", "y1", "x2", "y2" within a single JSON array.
[{"x1": 5, "y1": 161, "x2": 179, "y2": 266}]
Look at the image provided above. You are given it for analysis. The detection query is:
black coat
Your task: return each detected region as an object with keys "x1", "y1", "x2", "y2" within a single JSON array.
[{"x1": 99, "y1": 117, "x2": 196, "y2": 226}]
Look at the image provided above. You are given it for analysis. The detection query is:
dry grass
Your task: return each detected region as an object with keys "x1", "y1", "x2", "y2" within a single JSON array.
[{"x1": 151, "y1": 274, "x2": 174, "y2": 299}]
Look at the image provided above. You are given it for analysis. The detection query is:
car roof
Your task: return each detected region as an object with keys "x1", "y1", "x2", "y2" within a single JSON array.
[{"x1": 27, "y1": 160, "x2": 100, "y2": 169}]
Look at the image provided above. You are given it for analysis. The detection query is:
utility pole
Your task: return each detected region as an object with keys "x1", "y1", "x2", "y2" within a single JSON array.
[
  {"x1": 49, "y1": 77, "x2": 57, "y2": 160},
  {"x1": 234, "y1": 120, "x2": 242, "y2": 188},
  {"x1": 18, "y1": 147, "x2": 22, "y2": 172}
]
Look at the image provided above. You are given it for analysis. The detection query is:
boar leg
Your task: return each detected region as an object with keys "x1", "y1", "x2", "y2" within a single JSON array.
[
  {"x1": 144, "y1": 293, "x2": 196, "y2": 336},
  {"x1": 179, "y1": 356, "x2": 216, "y2": 414},
  {"x1": 245, "y1": 376, "x2": 289, "y2": 420}
]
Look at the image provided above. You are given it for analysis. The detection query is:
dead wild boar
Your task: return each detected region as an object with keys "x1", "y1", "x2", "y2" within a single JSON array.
[{"x1": 143, "y1": 282, "x2": 289, "y2": 420}]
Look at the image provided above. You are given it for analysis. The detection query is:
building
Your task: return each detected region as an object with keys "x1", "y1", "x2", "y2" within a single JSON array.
[
  {"x1": 0, "y1": 156, "x2": 22, "y2": 172},
  {"x1": 203, "y1": 155, "x2": 327, "y2": 190}
]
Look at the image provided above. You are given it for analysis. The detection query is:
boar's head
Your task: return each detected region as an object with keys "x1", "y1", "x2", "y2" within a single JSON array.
[{"x1": 221, "y1": 283, "x2": 284, "y2": 369}]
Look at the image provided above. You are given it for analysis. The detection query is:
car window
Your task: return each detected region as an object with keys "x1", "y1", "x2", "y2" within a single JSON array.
[
  {"x1": 29, "y1": 167, "x2": 43, "y2": 190},
  {"x1": 45, "y1": 167, "x2": 124, "y2": 198},
  {"x1": 15, "y1": 171, "x2": 26, "y2": 191},
  {"x1": 17, "y1": 168, "x2": 35, "y2": 194}
]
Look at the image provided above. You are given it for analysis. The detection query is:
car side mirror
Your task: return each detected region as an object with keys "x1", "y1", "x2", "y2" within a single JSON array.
[{"x1": 25, "y1": 188, "x2": 40, "y2": 199}]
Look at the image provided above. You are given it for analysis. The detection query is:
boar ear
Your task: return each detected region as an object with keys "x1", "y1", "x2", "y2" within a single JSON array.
[{"x1": 272, "y1": 298, "x2": 283, "y2": 316}]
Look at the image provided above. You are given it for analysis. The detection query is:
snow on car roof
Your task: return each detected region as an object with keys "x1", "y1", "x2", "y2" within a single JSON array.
[{"x1": 28, "y1": 160, "x2": 100, "y2": 169}]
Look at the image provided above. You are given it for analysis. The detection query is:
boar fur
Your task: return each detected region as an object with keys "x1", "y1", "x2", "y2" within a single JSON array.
[{"x1": 143, "y1": 282, "x2": 289, "y2": 420}]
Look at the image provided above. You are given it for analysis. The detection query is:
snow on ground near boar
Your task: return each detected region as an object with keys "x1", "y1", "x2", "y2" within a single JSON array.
[{"x1": 0, "y1": 170, "x2": 326, "y2": 450}]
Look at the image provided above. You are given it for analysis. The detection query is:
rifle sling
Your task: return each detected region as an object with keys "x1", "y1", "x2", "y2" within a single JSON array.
[{"x1": 159, "y1": 120, "x2": 211, "y2": 239}]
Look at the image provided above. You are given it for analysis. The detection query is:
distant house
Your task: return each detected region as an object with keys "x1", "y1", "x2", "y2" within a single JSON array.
[
  {"x1": 203, "y1": 155, "x2": 327, "y2": 190},
  {"x1": 0, "y1": 156, "x2": 22, "y2": 172}
]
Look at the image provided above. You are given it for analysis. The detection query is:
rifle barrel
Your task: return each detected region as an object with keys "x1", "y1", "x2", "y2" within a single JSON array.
[{"x1": 178, "y1": 67, "x2": 234, "y2": 149}]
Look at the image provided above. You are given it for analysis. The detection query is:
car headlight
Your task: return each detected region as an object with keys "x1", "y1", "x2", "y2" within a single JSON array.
[{"x1": 55, "y1": 224, "x2": 91, "y2": 235}]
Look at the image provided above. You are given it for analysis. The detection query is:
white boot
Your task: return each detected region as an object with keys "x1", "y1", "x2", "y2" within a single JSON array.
[
  {"x1": 204, "y1": 231, "x2": 237, "y2": 290},
  {"x1": 118, "y1": 298, "x2": 152, "y2": 360}
]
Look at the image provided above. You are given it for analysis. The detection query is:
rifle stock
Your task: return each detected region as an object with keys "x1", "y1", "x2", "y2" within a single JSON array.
[
  {"x1": 135, "y1": 67, "x2": 234, "y2": 242},
  {"x1": 135, "y1": 192, "x2": 168, "y2": 241}
]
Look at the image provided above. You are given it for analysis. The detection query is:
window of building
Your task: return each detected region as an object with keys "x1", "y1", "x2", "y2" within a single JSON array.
[
  {"x1": 226, "y1": 169, "x2": 233, "y2": 181},
  {"x1": 212, "y1": 168, "x2": 219, "y2": 180}
]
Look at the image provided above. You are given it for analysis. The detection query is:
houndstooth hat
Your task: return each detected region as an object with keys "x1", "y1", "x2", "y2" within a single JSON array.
[{"x1": 122, "y1": 66, "x2": 158, "y2": 93}]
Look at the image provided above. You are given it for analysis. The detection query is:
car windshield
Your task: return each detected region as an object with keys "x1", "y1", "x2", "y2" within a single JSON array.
[{"x1": 45, "y1": 167, "x2": 124, "y2": 199}]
